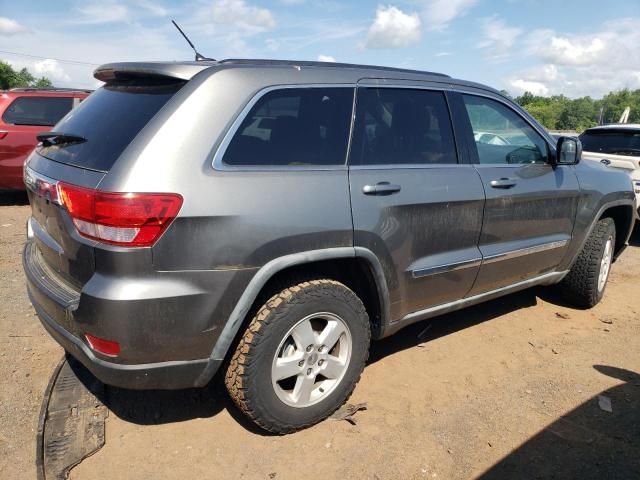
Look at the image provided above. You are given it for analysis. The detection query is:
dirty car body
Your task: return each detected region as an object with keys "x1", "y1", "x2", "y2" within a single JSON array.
[{"x1": 23, "y1": 60, "x2": 635, "y2": 399}]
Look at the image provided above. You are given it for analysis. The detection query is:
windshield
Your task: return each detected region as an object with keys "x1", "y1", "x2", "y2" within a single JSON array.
[
  {"x1": 37, "y1": 80, "x2": 184, "y2": 172},
  {"x1": 579, "y1": 129, "x2": 640, "y2": 156}
]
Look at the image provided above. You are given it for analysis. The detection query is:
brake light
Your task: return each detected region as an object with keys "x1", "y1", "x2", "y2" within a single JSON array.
[
  {"x1": 0, "y1": 131, "x2": 8, "y2": 140},
  {"x1": 57, "y1": 183, "x2": 183, "y2": 247}
]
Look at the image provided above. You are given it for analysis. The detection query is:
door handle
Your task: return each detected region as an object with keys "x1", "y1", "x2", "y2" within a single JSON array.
[
  {"x1": 489, "y1": 178, "x2": 517, "y2": 189},
  {"x1": 362, "y1": 182, "x2": 402, "y2": 195}
]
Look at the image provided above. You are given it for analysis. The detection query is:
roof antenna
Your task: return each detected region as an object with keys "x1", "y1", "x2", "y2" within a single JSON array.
[{"x1": 171, "y1": 20, "x2": 214, "y2": 61}]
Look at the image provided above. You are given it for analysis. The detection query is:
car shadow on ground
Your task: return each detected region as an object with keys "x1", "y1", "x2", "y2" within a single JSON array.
[
  {"x1": 478, "y1": 365, "x2": 640, "y2": 479},
  {"x1": 0, "y1": 191, "x2": 28, "y2": 206}
]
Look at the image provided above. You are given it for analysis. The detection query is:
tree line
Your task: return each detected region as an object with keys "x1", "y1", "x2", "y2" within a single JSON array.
[
  {"x1": 0, "y1": 61, "x2": 52, "y2": 90},
  {"x1": 511, "y1": 89, "x2": 640, "y2": 133}
]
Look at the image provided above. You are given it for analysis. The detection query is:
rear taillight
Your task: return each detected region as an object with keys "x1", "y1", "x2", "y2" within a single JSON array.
[
  {"x1": 0, "y1": 131, "x2": 8, "y2": 140},
  {"x1": 57, "y1": 183, "x2": 183, "y2": 247}
]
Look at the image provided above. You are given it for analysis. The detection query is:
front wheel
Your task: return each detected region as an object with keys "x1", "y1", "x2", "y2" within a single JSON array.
[
  {"x1": 559, "y1": 217, "x2": 616, "y2": 308},
  {"x1": 225, "y1": 279, "x2": 370, "y2": 434}
]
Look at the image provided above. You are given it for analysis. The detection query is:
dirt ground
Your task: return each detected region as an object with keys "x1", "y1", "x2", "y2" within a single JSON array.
[{"x1": 1, "y1": 191, "x2": 638, "y2": 479}]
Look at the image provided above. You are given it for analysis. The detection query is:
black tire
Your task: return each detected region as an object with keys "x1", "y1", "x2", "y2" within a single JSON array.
[
  {"x1": 225, "y1": 279, "x2": 370, "y2": 434},
  {"x1": 559, "y1": 217, "x2": 616, "y2": 308}
]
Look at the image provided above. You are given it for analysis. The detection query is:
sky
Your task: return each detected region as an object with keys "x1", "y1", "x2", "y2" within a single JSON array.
[{"x1": 0, "y1": 0, "x2": 639, "y2": 98}]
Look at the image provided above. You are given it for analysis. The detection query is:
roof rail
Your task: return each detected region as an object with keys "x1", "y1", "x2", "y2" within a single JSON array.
[
  {"x1": 216, "y1": 58, "x2": 451, "y2": 78},
  {"x1": 8, "y1": 87, "x2": 93, "y2": 93}
]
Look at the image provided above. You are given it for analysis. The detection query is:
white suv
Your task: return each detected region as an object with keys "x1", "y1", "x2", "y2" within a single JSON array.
[{"x1": 580, "y1": 124, "x2": 640, "y2": 214}]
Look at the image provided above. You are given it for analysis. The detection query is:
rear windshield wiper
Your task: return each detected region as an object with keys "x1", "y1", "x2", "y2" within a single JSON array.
[{"x1": 37, "y1": 132, "x2": 87, "y2": 147}]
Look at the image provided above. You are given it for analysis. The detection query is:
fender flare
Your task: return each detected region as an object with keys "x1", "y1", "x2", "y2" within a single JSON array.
[
  {"x1": 194, "y1": 246, "x2": 390, "y2": 386},
  {"x1": 563, "y1": 199, "x2": 635, "y2": 273}
]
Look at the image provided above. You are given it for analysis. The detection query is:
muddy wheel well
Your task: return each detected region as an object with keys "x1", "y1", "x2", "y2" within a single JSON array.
[
  {"x1": 247, "y1": 257, "x2": 384, "y2": 340},
  {"x1": 600, "y1": 205, "x2": 634, "y2": 254}
]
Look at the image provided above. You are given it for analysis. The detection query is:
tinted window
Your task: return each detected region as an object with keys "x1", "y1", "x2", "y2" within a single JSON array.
[
  {"x1": 463, "y1": 95, "x2": 548, "y2": 164},
  {"x1": 223, "y1": 88, "x2": 353, "y2": 166},
  {"x1": 2, "y1": 96, "x2": 73, "y2": 126},
  {"x1": 349, "y1": 88, "x2": 456, "y2": 166},
  {"x1": 579, "y1": 129, "x2": 640, "y2": 156},
  {"x1": 37, "y1": 81, "x2": 183, "y2": 172}
]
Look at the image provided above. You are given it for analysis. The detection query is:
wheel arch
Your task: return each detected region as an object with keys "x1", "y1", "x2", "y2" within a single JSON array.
[
  {"x1": 194, "y1": 247, "x2": 389, "y2": 386},
  {"x1": 599, "y1": 203, "x2": 635, "y2": 258}
]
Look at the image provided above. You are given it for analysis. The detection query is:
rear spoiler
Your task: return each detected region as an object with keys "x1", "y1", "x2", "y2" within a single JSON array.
[{"x1": 94, "y1": 62, "x2": 212, "y2": 82}]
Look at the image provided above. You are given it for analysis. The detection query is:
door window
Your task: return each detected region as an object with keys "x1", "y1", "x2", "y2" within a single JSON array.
[
  {"x1": 2, "y1": 96, "x2": 74, "y2": 126},
  {"x1": 349, "y1": 88, "x2": 457, "y2": 165},
  {"x1": 222, "y1": 87, "x2": 353, "y2": 167},
  {"x1": 462, "y1": 95, "x2": 549, "y2": 165}
]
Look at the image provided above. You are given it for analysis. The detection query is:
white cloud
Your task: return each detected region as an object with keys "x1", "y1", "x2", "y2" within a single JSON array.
[
  {"x1": 0, "y1": 17, "x2": 28, "y2": 35},
  {"x1": 364, "y1": 6, "x2": 421, "y2": 49},
  {"x1": 422, "y1": 0, "x2": 477, "y2": 31},
  {"x1": 434, "y1": 51, "x2": 452, "y2": 57},
  {"x1": 508, "y1": 18, "x2": 640, "y2": 97},
  {"x1": 209, "y1": 0, "x2": 276, "y2": 30},
  {"x1": 477, "y1": 16, "x2": 522, "y2": 52},
  {"x1": 76, "y1": 2, "x2": 130, "y2": 24},
  {"x1": 510, "y1": 79, "x2": 549, "y2": 96},
  {"x1": 317, "y1": 54, "x2": 336, "y2": 62},
  {"x1": 134, "y1": 0, "x2": 170, "y2": 17},
  {"x1": 33, "y1": 59, "x2": 71, "y2": 83}
]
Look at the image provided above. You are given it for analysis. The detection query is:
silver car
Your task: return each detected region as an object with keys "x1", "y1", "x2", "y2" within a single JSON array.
[{"x1": 23, "y1": 59, "x2": 635, "y2": 433}]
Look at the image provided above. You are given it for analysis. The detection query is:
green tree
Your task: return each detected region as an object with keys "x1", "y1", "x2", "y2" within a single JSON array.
[{"x1": 0, "y1": 61, "x2": 53, "y2": 89}]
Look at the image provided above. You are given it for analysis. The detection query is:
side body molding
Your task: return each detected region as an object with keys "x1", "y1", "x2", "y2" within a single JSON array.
[{"x1": 195, "y1": 247, "x2": 390, "y2": 386}]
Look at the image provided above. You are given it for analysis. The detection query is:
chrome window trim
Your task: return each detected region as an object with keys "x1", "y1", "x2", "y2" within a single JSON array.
[
  {"x1": 350, "y1": 163, "x2": 475, "y2": 171},
  {"x1": 482, "y1": 239, "x2": 569, "y2": 265},
  {"x1": 412, "y1": 257, "x2": 482, "y2": 279},
  {"x1": 211, "y1": 83, "x2": 356, "y2": 172}
]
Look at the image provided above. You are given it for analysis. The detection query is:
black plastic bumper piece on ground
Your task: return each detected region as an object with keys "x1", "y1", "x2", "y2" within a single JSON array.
[{"x1": 36, "y1": 356, "x2": 107, "y2": 480}]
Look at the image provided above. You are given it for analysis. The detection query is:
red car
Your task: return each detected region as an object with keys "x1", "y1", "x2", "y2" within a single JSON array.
[{"x1": 0, "y1": 88, "x2": 91, "y2": 190}]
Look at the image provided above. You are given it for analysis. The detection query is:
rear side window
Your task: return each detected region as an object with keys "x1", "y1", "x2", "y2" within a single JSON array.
[
  {"x1": 222, "y1": 87, "x2": 353, "y2": 166},
  {"x1": 2, "y1": 96, "x2": 73, "y2": 126},
  {"x1": 462, "y1": 95, "x2": 548, "y2": 165},
  {"x1": 37, "y1": 81, "x2": 184, "y2": 172},
  {"x1": 349, "y1": 88, "x2": 457, "y2": 166}
]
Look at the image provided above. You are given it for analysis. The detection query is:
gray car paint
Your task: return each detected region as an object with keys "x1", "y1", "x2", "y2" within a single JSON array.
[{"x1": 23, "y1": 60, "x2": 636, "y2": 390}]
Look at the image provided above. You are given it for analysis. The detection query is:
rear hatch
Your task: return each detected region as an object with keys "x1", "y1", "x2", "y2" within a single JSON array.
[{"x1": 26, "y1": 76, "x2": 186, "y2": 289}]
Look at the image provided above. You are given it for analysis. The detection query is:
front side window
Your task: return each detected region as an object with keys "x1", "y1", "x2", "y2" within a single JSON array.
[
  {"x1": 222, "y1": 87, "x2": 353, "y2": 167},
  {"x1": 2, "y1": 96, "x2": 73, "y2": 126},
  {"x1": 349, "y1": 88, "x2": 457, "y2": 165},
  {"x1": 463, "y1": 95, "x2": 548, "y2": 164}
]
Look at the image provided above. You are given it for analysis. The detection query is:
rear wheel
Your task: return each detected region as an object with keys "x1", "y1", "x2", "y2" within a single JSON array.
[
  {"x1": 559, "y1": 217, "x2": 616, "y2": 308},
  {"x1": 225, "y1": 279, "x2": 370, "y2": 434}
]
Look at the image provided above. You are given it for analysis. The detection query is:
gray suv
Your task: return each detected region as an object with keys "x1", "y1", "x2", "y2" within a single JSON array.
[{"x1": 23, "y1": 59, "x2": 635, "y2": 433}]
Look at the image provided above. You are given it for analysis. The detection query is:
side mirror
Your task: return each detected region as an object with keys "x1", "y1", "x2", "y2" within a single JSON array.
[{"x1": 555, "y1": 136, "x2": 582, "y2": 165}]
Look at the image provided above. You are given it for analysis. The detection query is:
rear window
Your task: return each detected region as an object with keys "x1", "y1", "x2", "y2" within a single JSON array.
[
  {"x1": 579, "y1": 129, "x2": 640, "y2": 156},
  {"x1": 37, "y1": 81, "x2": 184, "y2": 172},
  {"x1": 2, "y1": 96, "x2": 73, "y2": 126}
]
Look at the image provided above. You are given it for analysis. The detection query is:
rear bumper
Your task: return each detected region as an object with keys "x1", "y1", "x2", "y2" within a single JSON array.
[
  {"x1": 23, "y1": 240, "x2": 223, "y2": 389},
  {"x1": 31, "y1": 293, "x2": 216, "y2": 389}
]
